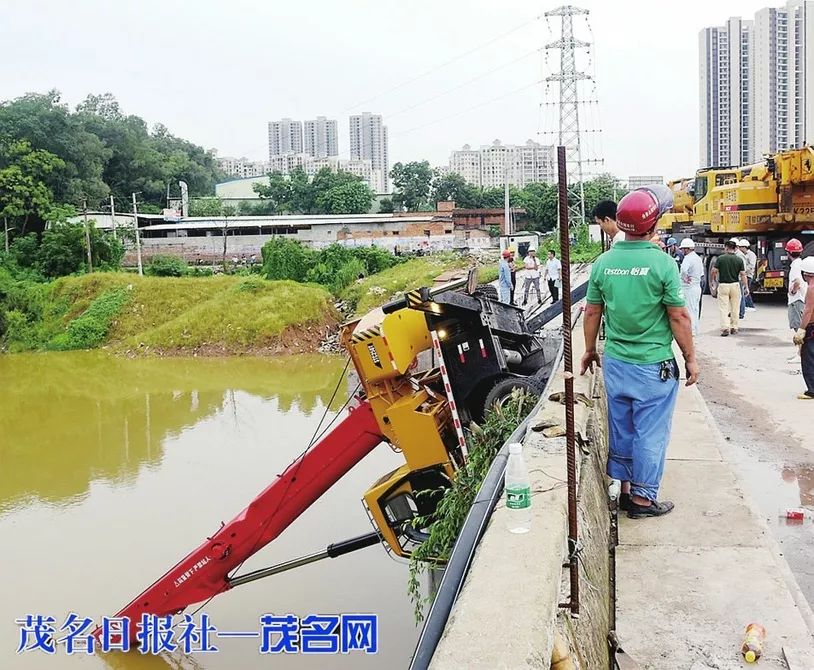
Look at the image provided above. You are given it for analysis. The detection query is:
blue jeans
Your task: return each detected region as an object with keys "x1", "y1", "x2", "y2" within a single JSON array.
[
  {"x1": 739, "y1": 292, "x2": 746, "y2": 319},
  {"x1": 499, "y1": 283, "x2": 512, "y2": 304},
  {"x1": 604, "y1": 355, "x2": 679, "y2": 502}
]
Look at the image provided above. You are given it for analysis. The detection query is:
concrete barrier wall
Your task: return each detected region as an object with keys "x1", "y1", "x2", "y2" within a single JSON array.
[{"x1": 430, "y1": 332, "x2": 614, "y2": 669}]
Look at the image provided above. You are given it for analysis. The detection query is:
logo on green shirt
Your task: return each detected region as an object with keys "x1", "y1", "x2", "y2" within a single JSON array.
[{"x1": 587, "y1": 241, "x2": 685, "y2": 365}]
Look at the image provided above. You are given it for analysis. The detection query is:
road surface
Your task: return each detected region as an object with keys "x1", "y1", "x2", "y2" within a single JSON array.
[{"x1": 694, "y1": 294, "x2": 814, "y2": 610}]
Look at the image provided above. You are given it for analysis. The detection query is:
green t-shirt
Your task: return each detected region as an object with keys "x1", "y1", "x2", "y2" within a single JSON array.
[
  {"x1": 587, "y1": 241, "x2": 685, "y2": 364},
  {"x1": 715, "y1": 253, "x2": 744, "y2": 284}
]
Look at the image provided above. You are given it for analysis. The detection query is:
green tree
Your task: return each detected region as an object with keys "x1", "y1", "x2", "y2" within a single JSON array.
[
  {"x1": 378, "y1": 197, "x2": 394, "y2": 213},
  {"x1": 317, "y1": 181, "x2": 374, "y2": 214},
  {"x1": 253, "y1": 171, "x2": 292, "y2": 214},
  {"x1": 515, "y1": 182, "x2": 558, "y2": 232},
  {"x1": 580, "y1": 173, "x2": 626, "y2": 220},
  {"x1": 288, "y1": 167, "x2": 315, "y2": 214},
  {"x1": 390, "y1": 161, "x2": 434, "y2": 211},
  {"x1": 260, "y1": 238, "x2": 315, "y2": 282},
  {"x1": 431, "y1": 172, "x2": 480, "y2": 209},
  {"x1": 0, "y1": 91, "x2": 224, "y2": 212},
  {"x1": 0, "y1": 138, "x2": 65, "y2": 236},
  {"x1": 34, "y1": 222, "x2": 124, "y2": 277},
  {"x1": 189, "y1": 197, "x2": 224, "y2": 217}
]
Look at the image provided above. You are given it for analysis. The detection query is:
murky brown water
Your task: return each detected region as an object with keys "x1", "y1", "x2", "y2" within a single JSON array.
[{"x1": 0, "y1": 352, "x2": 416, "y2": 669}]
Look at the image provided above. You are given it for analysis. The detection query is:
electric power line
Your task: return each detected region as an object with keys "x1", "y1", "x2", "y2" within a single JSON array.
[
  {"x1": 392, "y1": 79, "x2": 542, "y2": 138},
  {"x1": 339, "y1": 14, "x2": 542, "y2": 114},
  {"x1": 385, "y1": 47, "x2": 542, "y2": 120}
]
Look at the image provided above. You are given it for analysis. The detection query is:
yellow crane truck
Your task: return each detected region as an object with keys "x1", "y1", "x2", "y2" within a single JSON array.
[{"x1": 660, "y1": 146, "x2": 814, "y2": 294}]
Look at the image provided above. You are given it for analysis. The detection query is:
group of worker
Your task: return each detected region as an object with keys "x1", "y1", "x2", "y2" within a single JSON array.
[
  {"x1": 582, "y1": 184, "x2": 814, "y2": 521},
  {"x1": 497, "y1": 247, "x2": 562, "y2": 307}
]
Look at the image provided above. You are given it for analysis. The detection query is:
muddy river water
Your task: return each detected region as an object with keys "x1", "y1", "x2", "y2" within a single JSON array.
[{"x1": 0, "y1": 352, "x2": 417, "y2": 669}]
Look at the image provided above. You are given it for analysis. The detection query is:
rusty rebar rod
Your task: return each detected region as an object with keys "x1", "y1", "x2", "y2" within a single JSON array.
[{"x1": 556, "y1": 145, "x2": 580, "y2": 617}]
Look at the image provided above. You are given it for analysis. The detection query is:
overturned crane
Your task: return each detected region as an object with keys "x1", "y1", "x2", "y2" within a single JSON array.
[{"x1": 96, "y1": 273, "x2": 571, "y2": 643}]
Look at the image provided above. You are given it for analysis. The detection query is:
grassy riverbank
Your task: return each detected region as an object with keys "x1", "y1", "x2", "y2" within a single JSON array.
[
  {"x1": 0, "y1": 271, "x2": 338, "y2": 355},
  {"x1": 1, "y1": 253, "x2": 499, "y2": 355}
]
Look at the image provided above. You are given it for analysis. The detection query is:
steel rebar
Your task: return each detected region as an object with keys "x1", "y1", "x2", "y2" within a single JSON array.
[{"x1": 556, "y1": 144, "x2": 580, "y2": 616}]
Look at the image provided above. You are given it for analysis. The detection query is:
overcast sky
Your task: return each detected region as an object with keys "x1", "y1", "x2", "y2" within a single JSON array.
[{"x1": 2, "y1": 0, "x2": 774, "y2": 181}]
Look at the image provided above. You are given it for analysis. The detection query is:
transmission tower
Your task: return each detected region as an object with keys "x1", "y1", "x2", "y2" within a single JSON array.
[{"x1": 543, "y1": 5, "x2": 602, "y2": 228}]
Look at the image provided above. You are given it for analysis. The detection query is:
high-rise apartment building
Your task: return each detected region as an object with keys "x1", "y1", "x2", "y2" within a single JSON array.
[
  {"x1": 268, "y1": 118, "x2": 303, "y2": 159},
  {"x1": 700, "y1": 1, "x2": 814, "y2": 167},
  {"x1": 449, "y1": 140, "x2": 556, "y2": 188},
  {"x1": 303, "y1": 117, "x2": 339, "y2": 158},
  {"x1": 349, "y1": 113, "x2": 390, "y2": 193}
]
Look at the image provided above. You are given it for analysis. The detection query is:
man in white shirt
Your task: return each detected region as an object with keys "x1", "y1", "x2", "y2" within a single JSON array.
[
  {"x1": 544, "y1": 250, "x2": 562, "y2": 302},
  {"x1": 592, "y1": 200, "x2": 625, "y2": 248},
  {"x1": 787, "y1": 238, "x2": 807, "y2": 330},
  {"x1": 679, "y1": 238, "x2": 704, "y2": 336},
  {"x1": 521, "y1": 248, "x2": 542, "y2": 306},
  {"x1": 738, "y1": 239, "x2": 757, "y2": 312}
]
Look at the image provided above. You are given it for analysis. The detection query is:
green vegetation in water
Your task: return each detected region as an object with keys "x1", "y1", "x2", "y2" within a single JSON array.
[{"x1": 407, "y1": 390, "x2": 536, "y2": 623}]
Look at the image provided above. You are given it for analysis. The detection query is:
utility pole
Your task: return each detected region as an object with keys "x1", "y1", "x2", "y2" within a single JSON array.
[
  {"x1": 132, "y1": 193, "x2": 143, "y2": 276},
  {"x1": 544, "y1": 5, "x2": 603, "y2": 229},
  {"x1": 83, "y1": 198, "x2": 93, "y2": 272},
  {"x1": 110, "y1": 195, "x2": 117, "y2": 240},
  {"x1": 222, "y1": 212, "x2": 229, "y2": 273},
  {"x1": 3, "y1": 216, "x2": 8, "y2": 254}
]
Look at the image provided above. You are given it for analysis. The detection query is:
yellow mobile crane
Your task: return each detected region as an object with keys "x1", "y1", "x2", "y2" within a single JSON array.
[{"x1": 661, "y1": 146, "x2": 814, "y2": 293}]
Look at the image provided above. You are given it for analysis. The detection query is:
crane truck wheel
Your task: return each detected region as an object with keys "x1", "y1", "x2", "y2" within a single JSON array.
[
  {"x1": 473, "y1": 284, "x2": 499, "y2": 300},
  {"x1": 706, "y1": 255, "x2": 719, "y2": 297},
  {"x1": 482, "y1": 375, "x2": 547, "y2": 416}
]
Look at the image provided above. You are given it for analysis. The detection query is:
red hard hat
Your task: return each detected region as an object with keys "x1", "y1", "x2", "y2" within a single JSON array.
[
  {"x1": 785, "y1": 238, "x2": 803, "y2": 253},
  {"x1": 616, "y1": 189, "x2": 660, "y2": 234}
]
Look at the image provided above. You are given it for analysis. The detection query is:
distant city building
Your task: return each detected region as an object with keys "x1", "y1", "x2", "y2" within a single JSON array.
[
  {"x1": 268, "y1": 153, "x2": 309, "y2": 174},
  {"x1": 268, "y1": 118, "x2": 304, "y2": 159},
  {"x1": 700, "y1": 1, "x2": 814, "y2": 167},
  {"x1": 303, "y1": 117, "x2": 339, "y2": 158},
  {"x1": 628, "y1": 175, "x2": 664, "y2": 191},
  {"x1": 218, "y1": 156, "x2": 379, "y2": 194},
  {"x1": 449, "y1": 140, "x2": 556, "y2": 188},
  {"x1": 699, "y1": 17, "x2": 753, "y2": 167},
  {"x1": 349, "y1": 113, "x2": 390, "y2": 193},
  {"x1": 304, "y1": 156, "x2": 375, "y2": 186},
  {"x1": 218, "y1": 156, "x2": 270, "y2": 179},
  {"x1": 449, "y1": 145, "x2": 482, "y2": 185}
]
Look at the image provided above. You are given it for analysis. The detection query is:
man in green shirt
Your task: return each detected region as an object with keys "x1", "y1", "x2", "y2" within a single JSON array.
[
  {"x1": 711, "y1": 240, "x2": 748, "y2": 336},
  {"x1": 580, "y1": 186, "x2": 698, "y2": 519}
]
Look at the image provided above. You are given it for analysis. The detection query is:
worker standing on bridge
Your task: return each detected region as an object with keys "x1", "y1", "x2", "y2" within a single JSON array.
[
  {"x1": 739, "y1": 239, "x2": 757, "y2": 312},
  {"x1": 592, "y1": 200, "x2": 625, "y2": 248},
  {"x1": 580, "y1": 185, "x2": 698, "y2": 519},
  {"x1": 521, "y1": 248, "x2": 542, "y2": 306},
  {"x1": 498, "y1": 250, "x2": 513, "y2": 304},
  {"x1": 793, "y1": 257, "x2": 814, "y2": 400},
  {"x1": 787, "y1": 239, "x2": 806, "y2": 333},
  {"x1": 679, "y1": 238, "x2": 703, "y2": 336},
  {"x1": 712, "y1": 240, "x2": 748, "y2": 336}
]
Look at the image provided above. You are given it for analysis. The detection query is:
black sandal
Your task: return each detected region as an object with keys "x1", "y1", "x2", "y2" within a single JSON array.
[{"x1": 627, "y1": 500, "x2": 675, "y2": 519}]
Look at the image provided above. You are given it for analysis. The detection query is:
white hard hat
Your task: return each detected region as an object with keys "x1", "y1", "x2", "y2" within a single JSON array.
[
  {"x1": 738, "y1": 238, "x2": 750, "y2": 247},
  {"x1": 679, "y1": 238, "x2": 695, "y2": 249},
  {"x1": 800, "y1": 256, "x2": 814, "y2": 276},
  {"x1": 729, "y1": 237, "x2": 740, "y2": 244}
]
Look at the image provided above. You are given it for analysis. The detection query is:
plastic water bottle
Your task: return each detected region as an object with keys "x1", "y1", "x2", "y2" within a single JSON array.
[
  {"x1": 608, "y1": 479, "x2": 621, "y2": 505},
  {"x1": 741, "y1": 623, "x2": 766, "y2": 663},
  {"x1": 505, "y1": 442, "x2": 531, "y2": 533}
]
